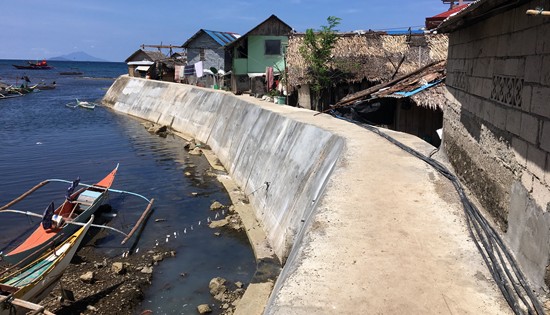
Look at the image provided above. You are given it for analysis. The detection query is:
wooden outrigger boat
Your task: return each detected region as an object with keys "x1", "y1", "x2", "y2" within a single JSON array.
[
  {"x1": 77, "y1": 99, "x2": 96, "y2": 110},
  {"x1": 0, "y1": 164, "x2": 154, "y2": 266},
  {"x1": 65, "y1": 99, "x2": 96, "y2": 110},
  {"x1": 0, "y1": 217, "x2": 93, "y2": 315},
  {"x1": 12, "y1": 60, "x2": 53, "y2": 70},
  {"x1": 1, "y1": 166, "x2": 117, "y2": 266},
  {"x1": 36, "y1": 82, "x2": 56, "y2": 90}
]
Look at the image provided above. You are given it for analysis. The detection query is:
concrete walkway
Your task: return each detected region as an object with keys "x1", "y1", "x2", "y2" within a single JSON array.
[
  {"x1": 104, "y1": 79, "x2": 514, "y2": 314},
  {"x1": 259, "y1": 105, "x2": 512, "y2": 314}
]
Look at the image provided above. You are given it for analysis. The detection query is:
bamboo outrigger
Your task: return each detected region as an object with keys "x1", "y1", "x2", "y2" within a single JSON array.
[{"x1": 0, "y1": 164, "x2": 155, "y2": 266}]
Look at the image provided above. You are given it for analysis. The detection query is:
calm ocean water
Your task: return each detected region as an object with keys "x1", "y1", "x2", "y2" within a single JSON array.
[{"x1": 0, "y1": 60, "x2": 255, "y2": 314}]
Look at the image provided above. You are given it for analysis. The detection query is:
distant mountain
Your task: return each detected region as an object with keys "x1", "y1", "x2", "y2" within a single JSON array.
[{"x1": 50, "y1": 51, "x2": 106, "y2": 62}]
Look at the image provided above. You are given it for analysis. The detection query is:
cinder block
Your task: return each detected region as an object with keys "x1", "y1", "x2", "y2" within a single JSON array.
[
  {"x1": 497, "y1": 35, "x2": 511, "y2": 58},
  {"x1": 527, "y1": 144, "x2": 547, "y2": 180},
  {"x1": 525, "y1": 55, "x2": 542, "y2": 83},
  {"x1": 541, "y1": 121, "x2": 550, "y2": 153},
  {"x1": 504, "y1": 58, "x2": 522, "y2": 77},
  {"x1": 499, "y1": 9, "x2": 515, "y2": 34},
  {"x1": 512, "y1": 136, "x2": 528, "y2": 168},
  {"x1": 470, "y1": 95, "x2": 483, "y2": 117},
  {"x1": 519, "y1": 30, "x2": 537, "y2": 56},
  {"x1": 481, "y1": 77, "x2": 493, "y2": 99},
  {"x1": 520, "y1": 113, "x2": 539, "y2": 144},
  {"x1": 484, "y1": 15, "x2": 504, "y2": 37},
  {"x1": 494, "y1": 58, "x2": 506, "y2": 76},
  {"x1": 481, "y1": 37, "x2": 498, "y2": 58},
  {"x1": 521, "y1": 85, "x2": 532, "y2": 113},
  {"x1": 472, "y1": 77, "x2": 483, "y2": 97},
  {"x1": 509, "y1": 32, "x2": 523, "y2": 57},
  {"x1": 531, "y1": 86, "x2": 550, "y2": 117},
  {"x1": 493, "y1": 104, "x2": 507, "y2": 129},
  {"x1": 541, "y1": 55, "x2": 550, "y2": 86},
  {"x1": 446, "y1": 72, "x2": 455, "y2": 87},
  {"x1": 482, "y1": 100, "x2": 496, "y2": 123},
  {"x1": 507, "y1": 108, "x2": 522, "y2": 136},
  {"x1": 536, "y1": 24, "x2": 550, "y2": 54},
  {"x1": 473, "y1": 58, "x2": 494, "y2": 78}
]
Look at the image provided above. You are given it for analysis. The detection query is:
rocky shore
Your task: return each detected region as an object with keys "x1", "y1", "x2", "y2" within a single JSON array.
[{"x1": 34, "y1": 202, "x2": 247, "y2": 315}]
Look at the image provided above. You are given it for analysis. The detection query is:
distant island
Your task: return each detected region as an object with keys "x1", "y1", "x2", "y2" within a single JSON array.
[{"x1": 50, "y1": 51, "x2": 106, "y2": 62}]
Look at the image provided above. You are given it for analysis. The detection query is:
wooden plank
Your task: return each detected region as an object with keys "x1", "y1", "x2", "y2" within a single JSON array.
[{"x1": 10, "y1": 298, "x2": 55, "y2": 315}]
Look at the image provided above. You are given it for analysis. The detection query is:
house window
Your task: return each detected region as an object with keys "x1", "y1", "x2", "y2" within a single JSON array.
[
  {"x1": 200, "y1": 48, "x2": 205, "y2": 61},
  {"x1": 265, "y1": 40, "x2": 281, "y2": 55}
]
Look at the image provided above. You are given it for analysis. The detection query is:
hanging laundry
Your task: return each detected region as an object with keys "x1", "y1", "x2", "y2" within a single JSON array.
[
  {"x1": 174, "y1": 65, "x2": 182, "y2": 82},
  {"x1": 195, "y1": 61, "x2": 204, "y2": 78},
  {"x1": 184, "y1": 64, "x2": 195, "y2": 76},
  {"x1": 266, "y1": 66, "x2": 274, "y2": 91}
]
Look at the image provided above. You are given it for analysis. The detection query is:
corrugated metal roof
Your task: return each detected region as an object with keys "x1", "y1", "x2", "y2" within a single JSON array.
[
  {"x1": 182, "y1": 29, "x2": 239, "y2": 48},
  {"x1": 204, "y1": 30, "x2": 240, "y2": 46}
]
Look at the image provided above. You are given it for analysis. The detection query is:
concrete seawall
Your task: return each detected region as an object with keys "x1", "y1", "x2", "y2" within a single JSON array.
[
  {"x1": 104, "y1": 76, "x2": 513, "y2": 314},
  {"x1": 103, "y1": 76, "x2": 344, "y2": 262}
]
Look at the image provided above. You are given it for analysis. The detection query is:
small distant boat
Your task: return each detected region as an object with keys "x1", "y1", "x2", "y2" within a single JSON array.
[
  {"x1": 12, "y1": 60, "x2": 53, "y2": 70},
  {"x1": 65, "y1": 99, "x2": 97, "y2": 110},
  {"x1": 37, "y1": 82, "x2": 56, "y2": 90},
  {"x1": 0, "y1": 217, "x2": 93, "y2": 312},
  {"x1": 4, "y1": 84, "x2": 39, "y2": 95},
  {"x1": 77, "y1": 99, "x2": 95, "y2": 109},
  {"x1": 59, "y1": 70, "x2": 83, "y2": 75}
]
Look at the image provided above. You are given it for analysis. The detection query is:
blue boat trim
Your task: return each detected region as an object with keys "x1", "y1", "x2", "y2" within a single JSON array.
[
  {"x1": 393, "y1": 79, "x2": 443, "y2": 97},
  {"x1": 47, "y1": 179, "x2": 152, "y2": 203}
]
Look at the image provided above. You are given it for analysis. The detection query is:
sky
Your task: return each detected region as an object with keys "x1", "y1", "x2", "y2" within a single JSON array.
[{"x1": 0, "y1": 0, "x2": 452, "y2": 62}]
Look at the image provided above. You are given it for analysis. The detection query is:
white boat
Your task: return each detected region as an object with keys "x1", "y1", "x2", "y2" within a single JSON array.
[{"x1": 76, "y1": 99, "x2": 96, "y2": 110}]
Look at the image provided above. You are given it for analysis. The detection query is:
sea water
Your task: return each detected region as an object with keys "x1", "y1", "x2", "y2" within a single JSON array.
[{"x1": 0, "y1": 60, "x2": 255, "y2": 314}]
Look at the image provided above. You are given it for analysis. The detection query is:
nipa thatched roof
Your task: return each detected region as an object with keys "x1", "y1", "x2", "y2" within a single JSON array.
[
  {"x1": 286, "y1": 32, "x2": 448, "y2": 87},
  {"x1": 336, "y1": 60, "x2": 447, "y2": 110}
]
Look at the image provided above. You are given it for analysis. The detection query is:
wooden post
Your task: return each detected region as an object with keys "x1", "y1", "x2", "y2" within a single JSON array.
[{"x1": 121, "y1": 198, "x2": 155, "y2": 245}]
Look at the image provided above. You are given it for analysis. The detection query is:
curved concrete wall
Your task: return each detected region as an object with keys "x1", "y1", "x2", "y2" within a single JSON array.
[{"x1": 103, "y1": 76, "x2": 344, "y2": 262}]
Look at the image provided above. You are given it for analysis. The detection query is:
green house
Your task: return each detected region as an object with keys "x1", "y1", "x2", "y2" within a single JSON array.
[{"x1": 226, "y1": 15, "x2": 292, "y2": 95}]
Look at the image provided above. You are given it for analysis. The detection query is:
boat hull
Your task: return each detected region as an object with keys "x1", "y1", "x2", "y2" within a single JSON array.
[
  {"x1": 12, "y1": 65, "x2": 52, "y2": 70},
  {"x1": 2, "y1": 193, "x2": 107, "y2": 266},
  {"x1": 0, "y1": 217, "x2": 93, "y2": 314}
]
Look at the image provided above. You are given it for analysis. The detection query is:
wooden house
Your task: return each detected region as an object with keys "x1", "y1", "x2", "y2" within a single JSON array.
[
  {"x1": 182, "y1": 29, "x2": 239, "y2": 87},
  {"x1": 225, "y1": 15, "x2": 293, "y2": 95},
  {"x1": 438, "y1": 0, "x2": 550, "y2": 294},
  {"x1": 125, "y1": 49, "x2": 167, "y2": 78},
  {"x1": 286, "y1": 32, "x2": 448, "y2": 110},
  {"x1": 334, "y1": 61, "x2": 447, "y2": 147}
]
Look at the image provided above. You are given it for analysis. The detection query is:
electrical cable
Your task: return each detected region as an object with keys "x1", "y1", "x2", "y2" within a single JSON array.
[{"x1": 328, "y1": 110, "x2": 545, "y2": 315}]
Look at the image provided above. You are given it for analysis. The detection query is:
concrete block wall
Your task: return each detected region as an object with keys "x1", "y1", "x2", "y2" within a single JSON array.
[
  {"x1": 103, "y1": 76, "x2": 344, "y2": 262},
  {"x1": 444, "y1": 1, "x2": 550, "y2": 290}
]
